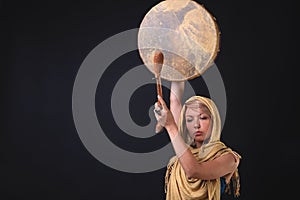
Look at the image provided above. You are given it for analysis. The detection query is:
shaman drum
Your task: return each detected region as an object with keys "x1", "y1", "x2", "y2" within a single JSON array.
[{"x1": 138, "y1": 0, "x2": 220, "y2": 81}]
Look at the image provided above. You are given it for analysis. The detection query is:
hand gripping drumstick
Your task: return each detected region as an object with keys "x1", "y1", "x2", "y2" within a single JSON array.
[{"x1": 153, "y1": 51, "x2": 164, "y2": 133}]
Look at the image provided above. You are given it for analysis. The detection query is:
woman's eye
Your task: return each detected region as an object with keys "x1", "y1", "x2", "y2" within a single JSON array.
[
  {"x1": 186, "y1": 118, "x2": 193, "y2": 123},
  {"x1": 200, "y1": 116, "x2": 209, "y2": 120}
]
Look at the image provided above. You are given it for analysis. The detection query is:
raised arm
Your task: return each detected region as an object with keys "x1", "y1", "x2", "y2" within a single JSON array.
[{"x1": 170, "y1": 81, "x2": 185, "y2": 126}]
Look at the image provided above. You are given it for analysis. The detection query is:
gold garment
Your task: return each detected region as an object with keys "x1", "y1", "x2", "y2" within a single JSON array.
[{"x1": 165, "y1": 142, "x2": 241, "y2": 200}]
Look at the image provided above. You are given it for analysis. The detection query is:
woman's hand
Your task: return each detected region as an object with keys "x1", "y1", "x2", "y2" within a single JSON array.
[{"x1": 154, "y1": 95, "x2": 178, "y2": 132}]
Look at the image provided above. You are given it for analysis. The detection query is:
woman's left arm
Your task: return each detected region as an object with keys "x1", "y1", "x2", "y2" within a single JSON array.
[{"x1": 187, "y1": 152, "x2": 239, "y2": 180}]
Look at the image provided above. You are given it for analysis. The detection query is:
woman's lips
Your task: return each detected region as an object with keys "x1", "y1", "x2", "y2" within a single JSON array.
[{"x1": 194, "y1": 131, "x2": 203, "y2": 136}]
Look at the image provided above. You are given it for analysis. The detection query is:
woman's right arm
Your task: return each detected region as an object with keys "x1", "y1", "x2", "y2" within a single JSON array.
[{"x1": 170, "y1": 81, "x2": 185, "y2": 126}]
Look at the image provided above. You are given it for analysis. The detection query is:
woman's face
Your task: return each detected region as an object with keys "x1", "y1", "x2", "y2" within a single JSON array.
[{"x1": 185, "y1": 106, "x2": 212, "y2": 146}]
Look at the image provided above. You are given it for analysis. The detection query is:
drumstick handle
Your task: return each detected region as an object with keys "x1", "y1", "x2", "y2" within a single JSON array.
[{"x1": 156, "y1": 76, "x2": 163, "y2": 104}]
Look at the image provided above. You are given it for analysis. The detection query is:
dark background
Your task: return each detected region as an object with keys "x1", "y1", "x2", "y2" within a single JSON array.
[{"x1": 1, "y1": 0, "x2": 298, "y2": 199}]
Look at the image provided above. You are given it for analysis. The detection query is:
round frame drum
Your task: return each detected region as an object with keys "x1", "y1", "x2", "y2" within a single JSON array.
[{"x1": 138, "y1": 0, "x2": 220, "y2": 81}]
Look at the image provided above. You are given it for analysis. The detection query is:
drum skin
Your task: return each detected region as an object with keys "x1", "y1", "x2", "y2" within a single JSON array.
[{"x1": 138, "y1": 0, "x2": 220, "y2": 81}]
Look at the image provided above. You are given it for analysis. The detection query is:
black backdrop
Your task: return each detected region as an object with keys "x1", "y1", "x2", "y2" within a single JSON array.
[{"x1": 1, "y1": 0, "x2": 298, "y2": 199}]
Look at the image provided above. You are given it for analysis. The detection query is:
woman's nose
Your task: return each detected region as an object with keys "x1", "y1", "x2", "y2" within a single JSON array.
[{"x1": 194, "y1": 121, "x2": 200, "y2": 129}]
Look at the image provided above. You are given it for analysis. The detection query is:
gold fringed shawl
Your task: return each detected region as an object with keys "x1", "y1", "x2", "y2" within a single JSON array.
[{"x1": 165, "y1": 141, "x2": 241, "y2": 200}]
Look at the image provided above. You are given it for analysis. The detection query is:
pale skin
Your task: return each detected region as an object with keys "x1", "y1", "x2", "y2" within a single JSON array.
[{"x1": 154, "y1": 81, "x2": 239, "y2": 182}]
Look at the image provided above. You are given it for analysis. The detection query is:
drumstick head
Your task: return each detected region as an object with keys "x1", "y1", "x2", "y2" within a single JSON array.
[{"x1": 153, "y1": 51, "x2": 164, "y2": 74}]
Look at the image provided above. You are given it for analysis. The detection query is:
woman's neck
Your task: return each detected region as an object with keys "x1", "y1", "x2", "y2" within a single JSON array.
[{"x1": 194, "y1": 141, "x2": 203, "y2": 148}]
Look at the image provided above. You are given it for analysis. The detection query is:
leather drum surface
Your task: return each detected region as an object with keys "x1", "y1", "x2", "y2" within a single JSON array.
[{"x1": 138, "y1": 0, "x2": 220, "y2": 81}]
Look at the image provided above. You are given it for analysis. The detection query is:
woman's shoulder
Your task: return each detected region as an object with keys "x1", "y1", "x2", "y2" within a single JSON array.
[{"x1": 214, "y1": 141, "x2": 241, "y2": 160}]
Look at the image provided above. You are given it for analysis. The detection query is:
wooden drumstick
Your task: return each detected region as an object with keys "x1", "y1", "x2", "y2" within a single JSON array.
[
  {"x1": 153, "y1": 51, "x2": 164, "y2": 102},
  {"x1": 153, "y1": 51, "x2": 164, "y2": 133}
]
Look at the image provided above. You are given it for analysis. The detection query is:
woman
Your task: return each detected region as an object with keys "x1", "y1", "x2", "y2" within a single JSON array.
[{"x1": 154, "y1": 82, "x2": 241, "y2": 200}]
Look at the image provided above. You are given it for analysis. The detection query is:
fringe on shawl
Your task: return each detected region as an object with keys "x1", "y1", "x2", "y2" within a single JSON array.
[{"x1": 224, "y1": 169, "x2": 241, "y2": 198}]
